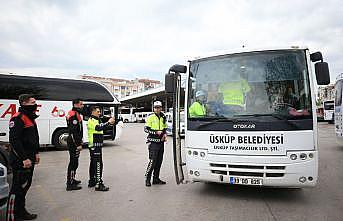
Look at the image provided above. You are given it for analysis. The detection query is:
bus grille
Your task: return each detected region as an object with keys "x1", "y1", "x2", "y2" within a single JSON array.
[{"x1": 209, "y1": 163, "x2": 285, "y2": 178}]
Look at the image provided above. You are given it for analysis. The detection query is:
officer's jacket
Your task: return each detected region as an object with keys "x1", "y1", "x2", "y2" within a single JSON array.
[
  {"x1": 87, "y1": 116, "x2": 109, "y2": 148},
  {"x1": 9, "y1": 108, "x2": 39, "y2": 162},
  {"x1": 189, "y1": 101, "x2": 206, "y2": 117},
  {"x1": 66, "y1": 108, "x2": 83, "y2": 146},
  {"x1": 144, "y1": 113, "x2": 168, "y2": 143}
]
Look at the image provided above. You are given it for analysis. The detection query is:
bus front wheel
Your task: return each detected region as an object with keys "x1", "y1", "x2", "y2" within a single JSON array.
[{"x1": 52, "y1": 129, "x2": 69, "y2": 149}]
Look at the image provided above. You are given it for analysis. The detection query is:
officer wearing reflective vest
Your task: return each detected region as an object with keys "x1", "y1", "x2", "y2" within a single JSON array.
[
  {"x1": 7, "y1": 94, "x2": 40, "y2": 220},
  {"x1": 218, "y1": 75, "x2": 251, "y2": 112},
  {"x1": 144, "y1": 101, "x2": 168, "y2": 187},
  {"x1": 87, "y1": 106, "x2": 115, "y2": 191},
  {"x1": 189, "y1": 90, "x2": 207, "y2": 118},
  {"x1": 65, "y1": 99, "x2": 84, "y2": 191}
]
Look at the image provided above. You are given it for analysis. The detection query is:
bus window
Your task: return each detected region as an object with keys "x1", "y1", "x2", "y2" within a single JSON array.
[{"x1": 0, "y1": 74, "x2": 114, "y2": 102}]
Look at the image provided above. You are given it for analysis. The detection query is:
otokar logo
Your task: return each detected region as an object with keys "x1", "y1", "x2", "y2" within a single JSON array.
[{"x1": 233, "y1": 124, "x2": 256, "y2": 129}]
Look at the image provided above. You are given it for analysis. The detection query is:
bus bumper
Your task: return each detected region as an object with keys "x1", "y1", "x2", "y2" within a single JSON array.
[{"x1": 185, "y1": 148, "x2": 318, "y2": 188}]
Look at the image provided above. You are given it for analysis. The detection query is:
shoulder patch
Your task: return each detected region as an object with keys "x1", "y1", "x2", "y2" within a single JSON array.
[{"x1": 9, "y1": 121, "x2": 15, "y2": 128}]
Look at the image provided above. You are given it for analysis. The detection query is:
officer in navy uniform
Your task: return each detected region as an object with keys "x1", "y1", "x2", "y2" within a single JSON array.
[
  {"x1": 7, "y1": 94, "x2": 40, "y2": 220},
  {"x1": 66, "y1": 99, "x2": 84, "y2": 191}
]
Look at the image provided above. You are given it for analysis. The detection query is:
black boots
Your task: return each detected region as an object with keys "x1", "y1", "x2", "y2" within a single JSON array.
[
  {"x1": 73, "y1": 179, "x2": 81, "y2": 185},
  {"x1": 152, "y1": 178, "x2": 166, "y2": 185},
  {"x1": 146, "y1": 177, "x2": 166, "y2": 186},
  {"x1": 17, "y1": 209, "x2": 37, "y2": 220},
  {"x1": 88, "y1": 179, "x2": 96, "y2": 188},
  {"x1": 95, "y1": 183, "x2": 109, "y2": 191},
  {"x1": 145, "y1": 179, "x2": 151, "y2": 187},
  {"x1": 66, "y1": 182, "x2": 82, "y2": 191}
]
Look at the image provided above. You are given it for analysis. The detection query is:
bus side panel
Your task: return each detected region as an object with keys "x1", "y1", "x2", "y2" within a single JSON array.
[
  {"x1": 0, "y1": 99, "x2": 70, "y2": 145},
  {"x1": 36, "y1": 119, "x2": 50, "y2": 144}
]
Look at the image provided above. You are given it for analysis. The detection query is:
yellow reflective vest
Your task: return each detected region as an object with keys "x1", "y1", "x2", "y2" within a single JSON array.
[
  {"x1": 189, "y1": 101, "x2": 206, "y2": 117},
  {"x1": 219, "y1": 79, "x2": 251, "y2": 106}
]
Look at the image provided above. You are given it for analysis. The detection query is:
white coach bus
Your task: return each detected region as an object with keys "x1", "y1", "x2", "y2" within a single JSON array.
[
  {"x1": 334, "y1": 74, "x2": 343, "y2": 144},
  {"x1": 165, "y1": 47, "x2": 330, "y2": 187},
  {"x1": 0, "y1": 74, "x2": 123, "y2": 148},
  {"x1": 323, "y1": 100, "x2": 334, "y2": 123}
]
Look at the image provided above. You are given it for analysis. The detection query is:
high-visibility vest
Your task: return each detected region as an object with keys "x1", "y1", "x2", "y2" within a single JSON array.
[
  {"x1": 145, "y1": 113, "x2": 168, "y2": 131},
  {"x1": 189, "y1": 101, "x2": 206, "y2": 117},
  {"x1": 87, "y1": 117, "x2": 103, "y2": 147},
  {"x1": 219, "y1": 79, "x2": 251, "y2": 106}
]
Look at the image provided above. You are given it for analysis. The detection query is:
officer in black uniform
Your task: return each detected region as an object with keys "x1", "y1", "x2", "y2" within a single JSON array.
[
  {"x1": 66, "y1": 99, "x2": 84, "y2": 191},
  {"x1": 7, "y1": 94, "x2": 40, "y2": 220},
  {"x1": 144, "y1": 101, "x2": 168, "y2": 187}
]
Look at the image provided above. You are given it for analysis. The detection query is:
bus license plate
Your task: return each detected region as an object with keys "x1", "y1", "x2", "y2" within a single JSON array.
[{"x1": 229, "y1": 177, "x2": 263, "y2": 186}]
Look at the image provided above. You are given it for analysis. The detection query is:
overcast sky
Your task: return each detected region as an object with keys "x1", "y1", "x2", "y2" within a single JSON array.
[{"x1": 0, "y1": 0, "x2": 342, "y2": 82}]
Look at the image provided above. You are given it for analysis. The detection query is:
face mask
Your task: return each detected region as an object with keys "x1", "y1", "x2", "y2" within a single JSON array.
[
  {"x1": 22, "y1": 104, "x2": 38, "y2": 113},
  {"x1": 75, "y1": 107, "x2": 83, "y2": 113}
]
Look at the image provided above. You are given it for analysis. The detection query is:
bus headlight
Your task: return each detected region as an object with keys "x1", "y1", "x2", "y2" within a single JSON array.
[
  {"x1": 188, "y1": 150, "x2": 192, "y2": 155},
  {"x1": 193, "y1": 151, "x2": 198, "y2": 156},
  {"x1": 299, "y1": 176, "x2": 306, "y2": 183},
  {"x1": 194, "y1": 171, "x2": 200, "y2": 176},
  {"x1": 309, "y1": 153, "x2": 314, "y2": 158},
  {"x1": 200, "y1": 152, "x2": 205, "y2": 157},
  {"x1": 290, "y1": 154, "x2": 297, "y2": 160},
  {"x1": 300, "y1": 153, "x2": 307, "y2": 160}
]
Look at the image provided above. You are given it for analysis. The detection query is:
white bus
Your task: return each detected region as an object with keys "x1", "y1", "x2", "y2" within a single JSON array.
[
  {"x1": 119, "y1": 107, "x2": 137, "y2": 123},
  {"x1": 334, "y1": 75, "x2": 343, "y2": 144},
  {"x1": 0, "y1": 74, "x2": 123, "y2": 148},
  {"x1": 323, "y1": 100, "x2": 334, "y2": 123},
  {"x1": 135, "y1": 112, "x2": 151, "y2": 123},
  {"x1": 165, "y1": 47, "x2": 330, "y2": 187}
]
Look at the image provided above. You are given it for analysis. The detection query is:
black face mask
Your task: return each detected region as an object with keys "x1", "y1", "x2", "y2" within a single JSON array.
[
  {"x1": 74, "y1": 107, "x2": 86, "y2": 115},
  {"x1": 22, "y1": 104, "x2": 38, "y2": 113}
]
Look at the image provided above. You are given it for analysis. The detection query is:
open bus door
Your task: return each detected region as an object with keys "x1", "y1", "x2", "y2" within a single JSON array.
[{"x1": 165, "y1": 65, "x2": 187, "y2": 184}]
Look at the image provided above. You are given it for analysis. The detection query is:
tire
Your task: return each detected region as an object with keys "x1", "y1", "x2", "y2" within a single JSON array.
[
  {"x1": 0, "y1": 146, "x2": 11, "y2": 174},
  {"x1": 52, "y1": 129, "x2": 69, "y2": 150}
]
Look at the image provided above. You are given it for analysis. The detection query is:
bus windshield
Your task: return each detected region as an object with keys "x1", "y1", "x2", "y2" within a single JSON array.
[{"x1": 188, "y1": 50, "x2": 312, "y2": 121}]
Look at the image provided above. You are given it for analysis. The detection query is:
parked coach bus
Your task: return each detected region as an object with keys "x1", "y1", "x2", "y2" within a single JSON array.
[
  {"x1": 166, "y1": 47, "x2": 330, "y2": 188},
  {"x1": 323, "y1": 100, "x2": 334, "y2": 123},
  {"x1": 0, "y1": 74, "x2": 123, "y2": 148},
  {"x1": 334, "y1": 74, "x2": 343, "y2": 144}
]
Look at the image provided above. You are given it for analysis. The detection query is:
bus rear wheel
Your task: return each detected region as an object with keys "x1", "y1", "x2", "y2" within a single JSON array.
[{"x1": 52, "y1": 129, "x2": 69, "y2": 150}]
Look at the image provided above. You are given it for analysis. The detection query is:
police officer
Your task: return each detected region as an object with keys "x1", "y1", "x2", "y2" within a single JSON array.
[
  {"x1": 87, "y1": 106, "x2": 115, "y2": 191},
  {"x1": 144, "y1": 101, "x2": 168, "y2": 187},
  {"x1": 218, "y1": 73, "x2": 251, "y2": 112},
  {"x1": 7, "y1": 94, "x2": 39, "y2": 220},
  {"x1": 66, "y1": 99, "x2": 84, "y2": 191},
  {"x1": 189, "y1": 90, "x2": 207, "y2": 118}
]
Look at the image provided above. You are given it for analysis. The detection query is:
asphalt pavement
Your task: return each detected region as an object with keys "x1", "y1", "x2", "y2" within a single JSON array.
[{"x1": 26, "y1": 122, "x2": 343, "y2": 221}]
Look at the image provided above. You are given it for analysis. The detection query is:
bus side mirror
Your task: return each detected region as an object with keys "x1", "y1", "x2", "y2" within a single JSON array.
[
  {"x1": 310, "y1": 52, "x2": 323, "y2": 62},
  {"x1": 169, "y1": 64, "x2": 187, "y2": 74},
  {"x1": 165, "y1": 64, "x2": 187, "y2": 94},
  {"x1": 165, "y1": 73, "x2": 176, "y2": 94},
  {"x1": 315, "y1": 62, "x2": 330, "y2": 85}
]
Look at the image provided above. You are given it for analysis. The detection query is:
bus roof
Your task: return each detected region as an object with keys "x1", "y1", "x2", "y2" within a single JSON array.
[
  {"x1": 0, "y1": 73, "x2": 120, "y2": 104},
  {"x1": 188, "y1": 46, "x2": 309, "y2": 62}
]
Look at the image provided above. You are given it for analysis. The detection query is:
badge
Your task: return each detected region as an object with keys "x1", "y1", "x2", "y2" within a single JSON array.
[
  {"x1": 9, "y1": 121, "x2": 15, "y2": 128},
  {"x1": 73, "y1": 120, "x2": 78, "y2": 125}
]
